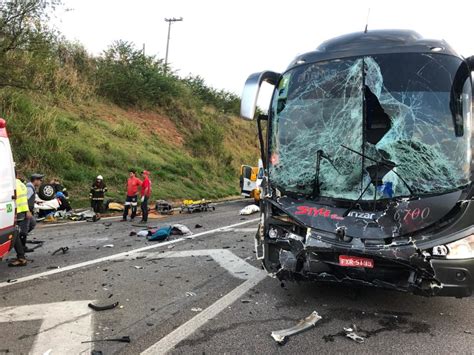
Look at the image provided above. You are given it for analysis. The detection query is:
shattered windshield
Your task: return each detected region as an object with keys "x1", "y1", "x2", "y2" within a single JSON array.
[{"x1": 269, "y1": 53, "x2": 472, "y2": 200}]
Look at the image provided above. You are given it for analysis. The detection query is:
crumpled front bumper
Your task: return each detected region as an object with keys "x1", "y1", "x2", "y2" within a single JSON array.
[
  {"x1": 430, "y1": 259, "x2": 474, "y2": 297},
  {"x1": 264, "y1": 232, "x2": 474, "y2": 298}
]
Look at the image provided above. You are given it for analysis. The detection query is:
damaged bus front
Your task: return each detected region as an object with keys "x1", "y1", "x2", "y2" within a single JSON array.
[{"x1": 240, "y1": 30, "x2": 474, "y2": 297}]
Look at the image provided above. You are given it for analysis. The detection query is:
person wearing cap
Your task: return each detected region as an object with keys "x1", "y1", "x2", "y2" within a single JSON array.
[
  {"x1": 140, "y1": 170, "x2": 152, "y2": 223},
  {"x1": 90, "y1": 175, "x2": 107, "y2": 220},
  {"x1": 122, "y1": 169, "x2": 142, "y2": 222}
]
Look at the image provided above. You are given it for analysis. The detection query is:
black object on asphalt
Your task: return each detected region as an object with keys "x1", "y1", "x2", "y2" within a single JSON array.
[
  {"x1": 46, "y1": 266, "x2": 60, "y2": 269},
  {"x1": 194, "y1": 224, "x2": 203, "y2": 228},
  {"x1": 52, "y1": 247, "x2": 69, "y2": 255},
  {"x1": 129, "y1": 231, "x2": 137, "y2": 236},
  {"x1": 91, "y1": 350, "x2": 104, "y2": 355},
  {"x1": 82, "y1": 336, "x2": 131, "y2": 344},
  {"x1": 88, "y1": 301, "x2": 119, "y2": 311}
]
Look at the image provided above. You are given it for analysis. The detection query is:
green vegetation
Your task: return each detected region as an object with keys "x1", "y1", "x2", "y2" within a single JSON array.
[{"x1": 0, "y1": 0, "x2": 259, "y2": 206}]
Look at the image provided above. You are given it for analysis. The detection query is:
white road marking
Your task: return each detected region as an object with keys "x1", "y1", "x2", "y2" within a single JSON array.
[
  {"x1": 141, "y1": 271, "x2": 267, "y2": 355},
  {"x1": 222, "y1": 227, "x2": 258, "y2": 233},
  {"x1": 132, "y1": 249, "x2": 261, "y2": 280},
  {"x1": 0, "y1": 218, "x2": 259, "y2": 289},
  {"x1": 0, "y1": 301, "x2": 93, "y2": 354}
]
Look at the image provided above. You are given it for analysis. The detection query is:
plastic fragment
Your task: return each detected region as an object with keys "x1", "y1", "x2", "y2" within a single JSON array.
[
  {"x1": 191, "y1": 307, "x2": 202, "y2": 312},
  {"x1": 103, "y1": 244, "x2": 114, "y2": 248},
  {"x1": 186, "y1": 291, "x2": 196, "y2": 297},
  {"x1": 82, "y1": 336, "x2": 131, "y2": 343},
  {"x1": 52, "y1": 247, "x2": 69, "y2": 255},
  {"x1": 271, "y1": 311, "x2": 322, "y2": 345},
  {"x1": 88, "y1": 302, "x2": 119, "y2": 312},
  {"x1": 344, "y1": 326, "x2": 365, "y2": 343}
]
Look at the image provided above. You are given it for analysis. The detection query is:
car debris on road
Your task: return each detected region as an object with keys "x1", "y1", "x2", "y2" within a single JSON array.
[
  {"x1": 271, "y1": 311, "x2": 322, "y2": 345},
  {"x1": 344, "y1": 326, "x2": 365, "y2": 343},
  {"x1": 82, "y1": 336, "x2": 131, "y2": 343},
  {"x1": 239, "y1": 204, "x2": 260, "y2": 215},
  {"x1": 51, "y1": 246, "x2": 69, "y2": 255},
  {"x1": 88, "y1": 301, "x2": 120, "y2": 312}
]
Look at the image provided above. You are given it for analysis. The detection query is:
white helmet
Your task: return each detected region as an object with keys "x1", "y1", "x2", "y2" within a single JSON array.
[{"x1": 96, "y1": 175, "x2": 103, "y2": 180}]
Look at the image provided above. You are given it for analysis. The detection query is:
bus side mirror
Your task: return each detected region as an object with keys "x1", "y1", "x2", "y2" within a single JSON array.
[
  {"x1": 240, "y1": 71, "x2": 281, "y2": 120},
  {"x1": 467, "y1": 56, "x2": 474, "y2": 71}
]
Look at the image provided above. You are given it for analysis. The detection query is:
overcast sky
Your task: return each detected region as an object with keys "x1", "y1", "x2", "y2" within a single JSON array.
[{"x1": 54, "y1": 0, "x2": 474, "y2": 102}]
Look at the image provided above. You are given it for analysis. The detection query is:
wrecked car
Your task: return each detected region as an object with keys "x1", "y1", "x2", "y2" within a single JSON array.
[{"x1": 240, "y1": 30, "x2": 474, "y2": 297}]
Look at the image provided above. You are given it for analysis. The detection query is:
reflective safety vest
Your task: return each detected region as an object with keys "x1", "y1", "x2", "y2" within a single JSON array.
[{"x1": 16, "y1": 179, "x2": 29, "y2": 213}]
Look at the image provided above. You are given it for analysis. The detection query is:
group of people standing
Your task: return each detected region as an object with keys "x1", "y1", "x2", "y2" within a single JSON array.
[{"x1": 89, "y1": 169, "x2": 152, "y2": 223}]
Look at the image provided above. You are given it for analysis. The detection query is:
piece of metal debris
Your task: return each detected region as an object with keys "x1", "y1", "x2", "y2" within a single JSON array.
[
  {"x1": 133, "y1": 266, "x2": 144, "y2": 269},
  {"x1": 82, "y1": 336, "x2": 131, "y2": 343},
  {"x1": 103, "y1": 244, "x2": 114, "y2": 248},
  {"x1": 271, "y1": 311, "x2": 322, "y2": 345},
  {"x1": 186, "y1": 291, "x2": 196, "y2": 297},
  {"x1": 344, "y1": 326, "x2": 365, "y2": 343},
  {"x1": 191, "y1": 307, "x2": 202, "y2": 312},
  {"x1": 52, "y1": 247, "x2": 69, "y2": 255},
  {"x1": 88, "y1": 302, "x2": 119, "y2": 312}
]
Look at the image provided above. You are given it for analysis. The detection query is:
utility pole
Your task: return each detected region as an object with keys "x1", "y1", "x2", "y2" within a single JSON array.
[{"x1": 164, "y1": 17, "x2": 183, "y2": 74}]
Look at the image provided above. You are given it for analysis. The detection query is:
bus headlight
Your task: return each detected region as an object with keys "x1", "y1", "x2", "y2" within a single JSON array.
[{"x1": 445, "y1": 235, "x2": 474, "y2": 259}]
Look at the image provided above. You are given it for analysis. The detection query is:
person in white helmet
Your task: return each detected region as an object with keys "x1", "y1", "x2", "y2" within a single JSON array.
[{"x1": 90, "y1": 175, "x2": 107, "y2": 220}]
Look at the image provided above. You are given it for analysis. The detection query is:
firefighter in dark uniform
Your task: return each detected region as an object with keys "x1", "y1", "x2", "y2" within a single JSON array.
[{"x1": 90, "y1": 175, "x2": 107, "y2": 220}]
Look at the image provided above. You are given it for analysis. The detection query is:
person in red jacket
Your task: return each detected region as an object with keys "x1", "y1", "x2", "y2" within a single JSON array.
[
  {"x1": 140, "y1": 170, "x2": 152, "y2": 223},
  {"x1": 122, "y1": 169, "x2": 142, "y2": 222}
]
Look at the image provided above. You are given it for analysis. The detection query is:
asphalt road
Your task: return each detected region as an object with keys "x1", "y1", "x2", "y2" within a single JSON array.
[{"x1": 0, "y1": 200, "x2": 472, "y2": 354}]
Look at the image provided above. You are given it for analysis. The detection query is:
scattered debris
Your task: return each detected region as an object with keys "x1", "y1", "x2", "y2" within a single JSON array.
[
  {"x1": 464, "y1": 330, "x2": 472, "y2": 334},
  {"x1": 91, "y1": 351, "x2": 104, "y2": 355},
  {"x1": 52, "y1": 247, "x2": 69, "y2": 255},
  {"x1": 133, "y1": 266, "x2": 144, "y2": 270},
  {"x1": 239, "y1": 204, "x2": 260, "y2": 215},
  {"x1": 107, "y1": 202, "x2": 124, "y2": 211},
  {"x1": 194, "y1": 224, "x2": 203, "y2": 228},
  {"x1": 103, "y1": 222, "x2": 112, "y2": 227},
  {"x1": 88, "y1": 302, "x2": 119, "y2": 312},
  {"x1": 129, "y1": 231, "x2": 137, "y2": 236},
  {"x1": 137, "y1": 230, "x2": 150, "y2": 237},
  {"x1": 344, "y1": 326, "x2": 365, "y2": 343},
  {"x1": 186, "y1": 291, "x2": 196, "y2": 297},
  {"x1": 82, "y1": 336, "x2": 131, "y2": 344},
  {"x1": 155, "y1": 200, "x2": 173, "y2": 215},
  {"x1": 171, "y1": 224, "x2": 193, "y2": 236},
  {"x1": 46, "y1": 266, "x2": 60, "y2": 269},
  {"x1": 271, "y1": 311, "x2": 322, "y2": 345},
  {"x1": 7, "y1": 279, "x2": 17, "y2": 283},
  {"x1": 167, "y1": 245, "x2": 175, "y2": 249},
  {"x1": 136, "y1": 255, "x2": 146, "y2": 260},
  {"x1": 241, "y1": 300, "x2": 251, "y2": 304},
  {"x1": 191, "y1": 307, "x2": 203, "y2": 312},
  {"x1": 103, "y1": 244, "x2": 114, "y2": 248},
  {"x1": 146, "y1": 322, "x2": 154, "y2": 327}
]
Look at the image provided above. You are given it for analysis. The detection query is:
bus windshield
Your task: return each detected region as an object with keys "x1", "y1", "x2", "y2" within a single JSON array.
[{"x1": 269, "y1": 53, "x2": 472, "y2": 200}]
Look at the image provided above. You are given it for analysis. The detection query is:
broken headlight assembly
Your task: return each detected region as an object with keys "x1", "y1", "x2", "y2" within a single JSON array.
[
  {"x1": 433, "y1": 234, "x2": 474, "y2": 259},
  {"x1": 267, "y1": 225, "x2": 305, "y2": 242}
]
